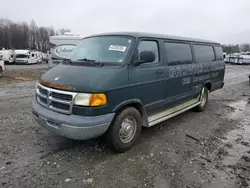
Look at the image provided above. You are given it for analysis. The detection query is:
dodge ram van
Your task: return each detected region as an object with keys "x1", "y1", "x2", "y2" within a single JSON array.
[{"x1": 31, "y1": 32, "x2": 225, "y2": 152}]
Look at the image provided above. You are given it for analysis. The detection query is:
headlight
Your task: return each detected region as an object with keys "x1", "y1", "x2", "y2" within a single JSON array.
[{"x1": 74, "y1": 93, "x2": 107, "y2": 107}]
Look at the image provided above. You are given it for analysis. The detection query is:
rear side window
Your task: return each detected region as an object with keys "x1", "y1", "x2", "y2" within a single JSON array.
[
  {"x1": 194, "y1": 45, "x2": 215, "y2": 63},
  {"x1": 137, "y1": 40, "x2": 159, "y2": 63},
  {"x1": 164, "y1": 42, "x2": 192, "y2": 65},
  {"x1": 214, "y1": 46, "x2": 223, "y2": 60}
]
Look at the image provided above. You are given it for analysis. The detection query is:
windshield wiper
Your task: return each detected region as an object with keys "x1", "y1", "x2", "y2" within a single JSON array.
[
  {"x1": 62, "y1": 58, "x2": 72, "y2": 64},
  {"x1": 76, "y1": 58, "x2": 103, "y2": 67},
  {"x1": 77, "y1": 58, "x2": 97, "y2": 62}
]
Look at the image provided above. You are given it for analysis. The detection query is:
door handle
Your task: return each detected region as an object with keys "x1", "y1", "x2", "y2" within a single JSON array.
[{"x1": 156, "y1": 69, "x2": 164, "y2": 74}]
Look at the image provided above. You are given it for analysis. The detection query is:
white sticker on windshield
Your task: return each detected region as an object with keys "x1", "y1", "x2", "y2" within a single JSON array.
[{"x1": 109, "y1": 45, "x2": 127, "y2": 52}]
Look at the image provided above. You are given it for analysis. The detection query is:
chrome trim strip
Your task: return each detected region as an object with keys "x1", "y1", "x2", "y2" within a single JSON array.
[
  {"x1": 48, "y1": 96, "x2": 71, "y2": 104},
  {"x1": 148, "y1": 96, "x2": 201, "y2": 127}
]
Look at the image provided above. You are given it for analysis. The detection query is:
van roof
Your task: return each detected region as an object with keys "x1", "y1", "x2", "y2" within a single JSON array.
[
  {"x1": 88, "y1": 31, "x2": 220, "y2": 45},
  {"x1": 50, "y1": 35, "x2": 84, "y2": 40}
]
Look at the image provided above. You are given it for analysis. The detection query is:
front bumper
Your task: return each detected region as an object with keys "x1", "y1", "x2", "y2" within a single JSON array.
[{"x1": 31, "y1": 99, "x2": 115, "y2": 140}]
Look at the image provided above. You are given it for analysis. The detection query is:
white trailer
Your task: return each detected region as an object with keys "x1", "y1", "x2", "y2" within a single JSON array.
[
  {"x1": 36, "y1": 51, "x2": 43, "y2": 63},
  {"x1": 1, "y1": 49, "x2": 15, "y2": 64},
  {"x1": 0, "y1": 56, "x2": 5, "y2": 77},
  {"x1": 49, "y1": 33, "x2": 84, "y2": 68},
  {"x1": 236, "y1": 51, "x2": 250, "y2": 64},
  {"x1": 15, "y1": 50, "x2": 38, "y2": 64}
]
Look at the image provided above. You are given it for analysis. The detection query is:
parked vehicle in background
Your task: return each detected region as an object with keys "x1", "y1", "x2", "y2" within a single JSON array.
[
  {"x1": 32, "y1": 31, "x2": 225, "y2": 152},
  {"x1": 37, "y1": 52, "x2": 43, "y2": 63},
  {"x1": 15, "y1": 50, "x2": 38, "y2": 64},
  {"x1": 49, "y1": 33, "x2": 84, "y2": 68},
  {"x1": 42, "y1": 53, "x2": 49, "y2": 63},
  {"x1": 224, "y1": 54, "x2": 230, "y2": 63},
  {"x1": 236, "y1": 51, "x2": 250, "y2": 65},
  {"x1": 1, "y1": 49, "x2": 15, "y2": 64},
  {"x1": 0, "y1": 59, "x2": 5, "y2": 78},
  {"x1": 223, "y1": 52, "x2": 227, "y2": 62},
  {"x1": 225, "y1": 53, "x2": 239, "y2": 64}
]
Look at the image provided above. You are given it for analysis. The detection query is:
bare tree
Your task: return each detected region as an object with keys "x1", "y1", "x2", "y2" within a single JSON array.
[
  {"x1": 58, "y1": 28, "x2": 71, "y2": 35},
  {"x1": 242, "y1": 44, "x2": 250, "y2": 52},
  {"x1": 0, "y1": 18, "x2": 70, "y2": 52}
]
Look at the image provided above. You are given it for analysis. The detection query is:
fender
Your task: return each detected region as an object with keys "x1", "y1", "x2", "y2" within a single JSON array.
[
  {"x1": 202, "y1": 80, "x2": 212, "y2": 91},
  {"x1": 113, "y1": 98, "x2": 149, "y2": 127}
]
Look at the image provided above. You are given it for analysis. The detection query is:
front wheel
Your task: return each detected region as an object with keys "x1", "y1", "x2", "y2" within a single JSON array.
[
  {"x1": 105, "y1": 107, "x2": 142, "y2": 153},
  {"x1": 193, "y1": 86, "x2": 209, "y2": 112}
]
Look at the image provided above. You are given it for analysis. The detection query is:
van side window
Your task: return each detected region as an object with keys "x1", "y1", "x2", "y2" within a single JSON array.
[
  {"x1": 137, "y1": 41, "x2": 159, "y2": 63},
  {"x1": 214, "y1": 46, "x2": 223, "y2": 60},
  {"x1": 164, "y1": 42, "x2": 192, "y2": 65},
  {"x1": 193, "y1": 45, "x2": 215, "y2": 63}
]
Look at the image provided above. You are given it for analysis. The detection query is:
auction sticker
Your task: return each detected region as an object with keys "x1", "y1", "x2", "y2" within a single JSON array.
[{"x1": 109, "y1": 45, "x2": 127, "y2": 52}]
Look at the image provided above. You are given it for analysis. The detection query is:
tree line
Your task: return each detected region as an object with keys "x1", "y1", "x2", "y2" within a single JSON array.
[
  {"x1": 1, "y1": 18, "x2": 249, "y2": 55},
  {"x1": 0, "y1": 18, "x2": 71, "y2": 52},
  {"x1": 222, "y1": 44, "x2": 250, "y2": 54}
]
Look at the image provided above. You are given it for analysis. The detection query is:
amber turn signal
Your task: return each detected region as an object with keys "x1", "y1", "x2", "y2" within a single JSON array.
[{"x1": 89, "y1": 94, "x2": 107, "y2": 107}]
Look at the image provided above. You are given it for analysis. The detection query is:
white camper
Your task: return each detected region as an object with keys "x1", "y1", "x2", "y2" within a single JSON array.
[
  {"x1": 15, "y1": 50, "x2": 38, "y2": 64},
  {"x1": 36, "y1": 52, "x2": 43, "y2": 63},
  {"x1": 223, "y1": 52, "x2": 227, "y2": 62},
  {"x1": 0, "y1": 54, "x2": 5, "y2": 77},
  {"x1": 49, "y1": 33, "x2": 84, "y2": 67},
  {"x1": 236, "y1": 51, "x2": 250, "y2": 64},
  {"x1": 225, "y1": 53, "x2": 239, "y2": 64},
  {"x1": 1, "y1": 49, "x2": 15, "y2": 64}
]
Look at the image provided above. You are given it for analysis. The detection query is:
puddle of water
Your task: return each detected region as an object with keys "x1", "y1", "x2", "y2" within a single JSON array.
[
  {"x1": 0, "y1": 89, "x2": 11, "y2": 97},
  {"x1": 223, "y1": 99, "x2": 250, "y2": 166},
  {"x1": 227, "y1": 99, "x2": 248, "y2": 120},
  {"x1": 207, "y1": 99, "x2": 250, "y2": 187}
]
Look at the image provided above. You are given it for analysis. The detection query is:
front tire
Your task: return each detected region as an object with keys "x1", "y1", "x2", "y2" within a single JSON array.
[
  {"x1": 105, "y1": 107, "x2": 142, "y2": 153},
  {"x1": 194, "y1": 86, "x2": 209, "y2": 112}
]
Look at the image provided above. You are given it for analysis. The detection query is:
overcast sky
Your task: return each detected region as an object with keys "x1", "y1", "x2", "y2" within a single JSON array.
[{"x1": 0, "y1": 0, "x2": 249, "y2": 44}]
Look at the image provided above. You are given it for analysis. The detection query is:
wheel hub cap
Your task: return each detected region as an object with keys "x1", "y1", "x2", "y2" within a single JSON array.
[
  {"x1": 119, "y1": 116, "x2": 137, "y2": 143},
  {"x1": 201, "y1": 89, "x2": 206, "y2": 106}
]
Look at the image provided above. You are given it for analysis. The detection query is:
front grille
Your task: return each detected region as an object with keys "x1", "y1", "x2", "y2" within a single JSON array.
[
  {"x1": 51, "y1": 92, "x2": 72, "y2": 101},
  {"x1": 39, "y1": 87, "x2": 48, "y2": 96},
  {"x1": 38, "y1": 96, "x2": 47, "y2": 105},
  {"x1": 36, "y1": 84, "x2": 77, "y2": 114},
  {"x1": 51, "y1": 101, "x2": 70, "y2": 111}
]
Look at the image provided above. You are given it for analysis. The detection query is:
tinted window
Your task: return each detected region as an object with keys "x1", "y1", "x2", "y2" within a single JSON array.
[
  {"x1": 164, "y1": 42, "x2": 192, "y2": 65},
  {"x1": 137, "y1": 41, "x2": 159, "y2": 63},
  {"x1": 215, "y1": 46, "x2": 223, "y2": 60},
  {"x1": 194, "y1": 45, "x2": 215, "y2": 63}
]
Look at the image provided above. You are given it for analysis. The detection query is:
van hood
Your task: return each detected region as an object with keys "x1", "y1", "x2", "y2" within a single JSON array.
[{"x1": 40, "y1": 63, "x2": 128, "y2": 93}]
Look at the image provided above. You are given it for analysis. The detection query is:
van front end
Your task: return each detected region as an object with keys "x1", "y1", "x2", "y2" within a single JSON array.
[{"x1": 31, "y1": 83, "x2": 115, "y2": 140}]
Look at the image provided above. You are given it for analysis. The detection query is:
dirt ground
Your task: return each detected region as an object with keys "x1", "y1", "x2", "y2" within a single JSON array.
[{"x1": 1, "y1": 64, "x2": 250, "y2": 188}]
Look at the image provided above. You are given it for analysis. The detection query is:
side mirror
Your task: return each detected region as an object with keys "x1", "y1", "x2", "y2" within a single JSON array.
[{"x1": 134, "y1": 51, "x2": 156, "y2": 66}]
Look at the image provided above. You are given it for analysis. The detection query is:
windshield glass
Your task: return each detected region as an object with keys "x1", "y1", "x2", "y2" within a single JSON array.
[
  {"x1": 16, "y1": 54, "x2": 29, "y2": 58},
  {"x1": 69, "y1": 36, "x2": 134, "y2": 63}
]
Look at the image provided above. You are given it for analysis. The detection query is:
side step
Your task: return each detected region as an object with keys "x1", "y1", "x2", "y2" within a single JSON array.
[{"x1": 148, "y1": 97, "x2": 201, "y2": 127}]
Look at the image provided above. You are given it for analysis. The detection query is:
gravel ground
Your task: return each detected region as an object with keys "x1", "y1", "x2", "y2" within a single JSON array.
[{"x1": 1, "y1": 64, "x2": 250, "y2": 188}]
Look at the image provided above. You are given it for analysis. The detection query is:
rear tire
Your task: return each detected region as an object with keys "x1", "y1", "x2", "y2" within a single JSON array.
[
  {"x1": 105, "y1": 107, "x2": 142, "y2": 153},
  {"x1": 193, "y1": 86, "x2": 209, "y2": 112}
]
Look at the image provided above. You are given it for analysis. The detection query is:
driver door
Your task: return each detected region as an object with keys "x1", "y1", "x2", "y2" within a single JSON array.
[{"x1": 128, "y1": 39, "x2": 165, "y2": 117}]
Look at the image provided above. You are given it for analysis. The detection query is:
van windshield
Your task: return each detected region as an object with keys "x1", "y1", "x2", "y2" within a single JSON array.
[
  {"x1": 16, "y1": 54, "x2": 29, "y2": 58},
  {"x1": 69, "y1": 36, "x2": 134, "y2": 63}
]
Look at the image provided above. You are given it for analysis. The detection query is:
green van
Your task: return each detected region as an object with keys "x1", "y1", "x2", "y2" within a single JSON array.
[{"x1": 31, "y1": 32, "x2": 225, "y2": 152}]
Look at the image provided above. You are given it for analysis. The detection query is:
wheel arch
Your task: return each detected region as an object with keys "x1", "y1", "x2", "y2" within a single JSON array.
[
  {"x1": 113, "y1": 99, "x2": 149, "y2": 127},
  {"x1": 203, "y1": 81, "x2": 212, "y2": 92}
]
